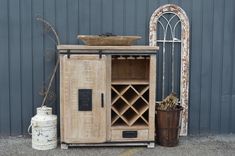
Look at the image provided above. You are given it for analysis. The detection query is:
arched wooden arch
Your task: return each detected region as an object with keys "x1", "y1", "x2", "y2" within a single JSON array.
[{"x1": 149, "y1": 4, "x2": 190, "y2": 136}]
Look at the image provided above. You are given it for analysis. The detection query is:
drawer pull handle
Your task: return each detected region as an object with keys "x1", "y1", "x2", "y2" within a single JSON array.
[{"x1": 122, "y1": 131, "x2": 137, "y2": 138}]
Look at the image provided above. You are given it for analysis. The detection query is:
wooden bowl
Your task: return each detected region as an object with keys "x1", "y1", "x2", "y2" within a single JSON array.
[{"x1": 77, "y1": 35, "x2": 141, "y2": 46}]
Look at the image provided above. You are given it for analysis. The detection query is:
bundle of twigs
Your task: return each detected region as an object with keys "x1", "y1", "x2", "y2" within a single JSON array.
[{"x1": 158, "y1": 92, "x2": 179, "y2": 111}]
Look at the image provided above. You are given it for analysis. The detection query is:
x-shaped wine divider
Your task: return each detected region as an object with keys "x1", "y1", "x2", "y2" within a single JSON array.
[{"x1": 111, "y1": 85, "x2": 149, "y2": 126}]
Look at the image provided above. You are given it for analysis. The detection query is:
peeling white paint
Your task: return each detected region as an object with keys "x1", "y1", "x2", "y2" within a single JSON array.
[
  {"x1": 31, "y1": 106, "x2": 57, "y2": 150},
  {"x1": 149, "y1": 4, "x2": 190, "y2": 136}
]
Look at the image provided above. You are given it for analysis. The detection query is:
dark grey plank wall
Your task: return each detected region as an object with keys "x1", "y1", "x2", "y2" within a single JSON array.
[{"x1": 0, "y1": 0, "x2": 235, "y2": 136}]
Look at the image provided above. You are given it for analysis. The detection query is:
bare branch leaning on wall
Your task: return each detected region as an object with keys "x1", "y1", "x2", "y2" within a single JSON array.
[{"x1": 36, "y1": 16, "x2": 61, "y2": 107}]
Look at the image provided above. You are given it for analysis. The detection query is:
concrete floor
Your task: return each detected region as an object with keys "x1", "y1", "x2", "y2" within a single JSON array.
[{"x1": 0, "y1": 135, "x2": 235, "y2": 156}]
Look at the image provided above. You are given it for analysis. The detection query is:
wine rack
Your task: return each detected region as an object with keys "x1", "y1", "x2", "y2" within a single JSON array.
[{"x1": 111, "y1": 84, "x2": 149, "y2": 127}]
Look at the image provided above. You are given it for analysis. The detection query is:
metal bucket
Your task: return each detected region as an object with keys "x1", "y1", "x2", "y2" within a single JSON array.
[
  {"x1": 29, "y1": 106, "x2": 57, "y2": 150},
  {"x1": 156, "y1": 106, "x2": 183, "y2": 147}
]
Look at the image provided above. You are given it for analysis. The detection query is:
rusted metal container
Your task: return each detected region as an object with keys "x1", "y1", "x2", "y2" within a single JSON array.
[{"x1": 156, "y1": 106, "x2": 183, "y2": 147}]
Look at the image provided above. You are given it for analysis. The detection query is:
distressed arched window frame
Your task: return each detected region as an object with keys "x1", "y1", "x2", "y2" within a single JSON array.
[{"x1": 149, "y1": 4, "x2": 190, "y2": 136}]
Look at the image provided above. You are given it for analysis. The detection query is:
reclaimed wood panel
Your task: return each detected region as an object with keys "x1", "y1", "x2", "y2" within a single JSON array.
[{"x1": 60, "y1": 55, "x2": 106, "y2": 143}]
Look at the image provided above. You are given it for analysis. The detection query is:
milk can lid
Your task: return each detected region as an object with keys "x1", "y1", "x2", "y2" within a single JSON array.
[{"x1": 37, "y1": 106, "x2": 52, "y2": 115}]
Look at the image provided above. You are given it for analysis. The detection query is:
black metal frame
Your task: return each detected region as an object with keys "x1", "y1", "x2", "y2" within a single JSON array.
[{"x1": 60, "y1": 50, "x2": 157, "y2": 59}]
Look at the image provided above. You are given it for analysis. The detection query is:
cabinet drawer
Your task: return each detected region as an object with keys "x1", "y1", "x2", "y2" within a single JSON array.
[{"x1": 111, "y1": 129, "x2": 149, "y2": 141}]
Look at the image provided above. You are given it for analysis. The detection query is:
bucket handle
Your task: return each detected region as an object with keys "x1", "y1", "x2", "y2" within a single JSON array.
[{"x1": 27, "y1": 123, "x2": 32, "y2": 135}]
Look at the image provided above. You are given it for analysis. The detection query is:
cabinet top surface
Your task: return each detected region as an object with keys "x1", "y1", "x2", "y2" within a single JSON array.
[{"x1": 57, "y1": 45, "x2": 159, "y2": 51}]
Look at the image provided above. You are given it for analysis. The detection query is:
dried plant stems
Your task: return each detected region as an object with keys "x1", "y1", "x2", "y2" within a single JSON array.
[
  {"x1": 36, "y1": 16, "x2": 60, "y2": 45},
  {"x1": 158, "y1": 92, "x2": 179, "y2": 111},
  {"x1": 41, "y1": 58, "x2": 59, "y2": 107},
  {"x1": 36, "y1": 16, "x2": 61, "y2": 107}
]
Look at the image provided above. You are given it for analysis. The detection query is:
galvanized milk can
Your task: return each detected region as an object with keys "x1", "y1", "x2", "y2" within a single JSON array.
[{"x1": 28, "y1": 106, "x2": 57, "y2": 150}]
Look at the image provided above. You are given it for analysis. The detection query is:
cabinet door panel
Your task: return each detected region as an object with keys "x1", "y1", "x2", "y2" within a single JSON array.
[{"x1": 61, "y1": 55, "x2": 106, "y2": 143}]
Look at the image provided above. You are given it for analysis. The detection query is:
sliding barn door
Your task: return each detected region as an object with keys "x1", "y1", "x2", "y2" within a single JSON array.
[{"x1": 60, "y1": 55, "x2": 106, "y2": 143}]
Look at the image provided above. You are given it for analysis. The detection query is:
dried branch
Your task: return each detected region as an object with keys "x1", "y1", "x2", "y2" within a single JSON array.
[
  {"x1": 41, "y1": 58, "x2": 60, "y2": 107},
  {"x1": 36, "y1": 16, "x2": 61, "y2": 45},
  {"x1": 36, "y1": 16, "x2": 61, "y2": 107}
]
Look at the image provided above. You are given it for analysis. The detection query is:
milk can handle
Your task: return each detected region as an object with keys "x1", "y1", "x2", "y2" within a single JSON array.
[{"x1": 28, "y1": 123, "x2": 32, "y2": 135}]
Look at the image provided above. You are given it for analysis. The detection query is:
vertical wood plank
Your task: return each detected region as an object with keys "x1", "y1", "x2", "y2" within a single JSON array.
[
  {"x1": 68, "y1": 0, "x2": 79, "y2": 44},
  {"x1": 189, "y1": 0, "x2": 203, "y2": 134},
  {"x1": 136, "y1": 0, "x2": 147, "y2": 44},
  {"x1": 159, "y1": 0, "x2": 168, "y2": 6},
  {"x1": 113, "y1": 0, "x2": 124, "y2": 35},
  {"x1": 232, "y1": 95, "x2": 235, "y2": 133},
  {"x1": 169, "y1": 0, "x2": 181, "y2": 5},
  {"x1": 105, "y1": 56, "x2": 112, "y2": 141},
  {"x1": 179, "y1": 0, "x2": 191, "y2": 102},
  {"x1": 199, "y1": 0, "x2": 213, "y2": 134},
  {"x1": 148, "y1": 0, "x2": 159, "y2": 19},
  {"x1": 0, "y1": 0, "x2": 10, "y2": 135},
  {"x1": 102, "y1": 0, "x2": 113, "y2": 33},
  {"x1": 125, "y1": 0, "x2": 135, "y2": 36},
  {"x1": 32, "y1": 0, "x2": 44, "y2": 113},
  {"x1": 148, "y1": 0, "x2": 160, "y2": 101},
  {"x1": 181, "y1": 0, "x2": 191, "y2": 17},
  {"x1": 55, "y1": 0, "x2": 67, "y2": 133},
  {"x1": 79, "y1": 0, "x2": 90, "y2": 37},
  {"x1": 220, "y1": 0, "x2": 234, "y2": 133},
  {"x1": 210, "y1": 0, "x2": 225, "y2": 134},
  {"x1": 167, "y1": 1, "x2": 181, "y2": 97},
  {"x1": 232, "y1": 2, "x2": 235, "y2": 132},
  {"x1": 9, "y1": 0, "x2": 22, "y2": 135},
  {"x1": 229, "y1": 0, "x2": 235, "y2": 133},
  {"x1": 90, "y1": 0, "x2": 102, "y2": 35},
  {"x1": 181, "y1": 0, "x2": 192, "y2": 135},
  {"x1": 21, "y1": 0, "x2": 33, "y2": 134},
  {"x1": 44, "y1": 0, "x2": 57, "y2": 114},
  {"x1": 157, "y1": 0, "x2": 168, "y2": 99},
  {"x1": 56, "y1": 0, "x2": 67, "y2": 44}
]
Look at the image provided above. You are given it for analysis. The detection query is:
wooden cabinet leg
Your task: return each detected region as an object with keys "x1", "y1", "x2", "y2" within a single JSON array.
[
  {"x1": 147, "y1": 142, "x2": 155, "y2": 148},
  {"x1": 61, "y1": 143, "x2": 69, "y2": 150}
]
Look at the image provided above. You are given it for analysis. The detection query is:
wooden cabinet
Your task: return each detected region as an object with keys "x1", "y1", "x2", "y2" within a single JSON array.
[{"x1": 59, "y1": 45, "x2": 158, "y2": 148}]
